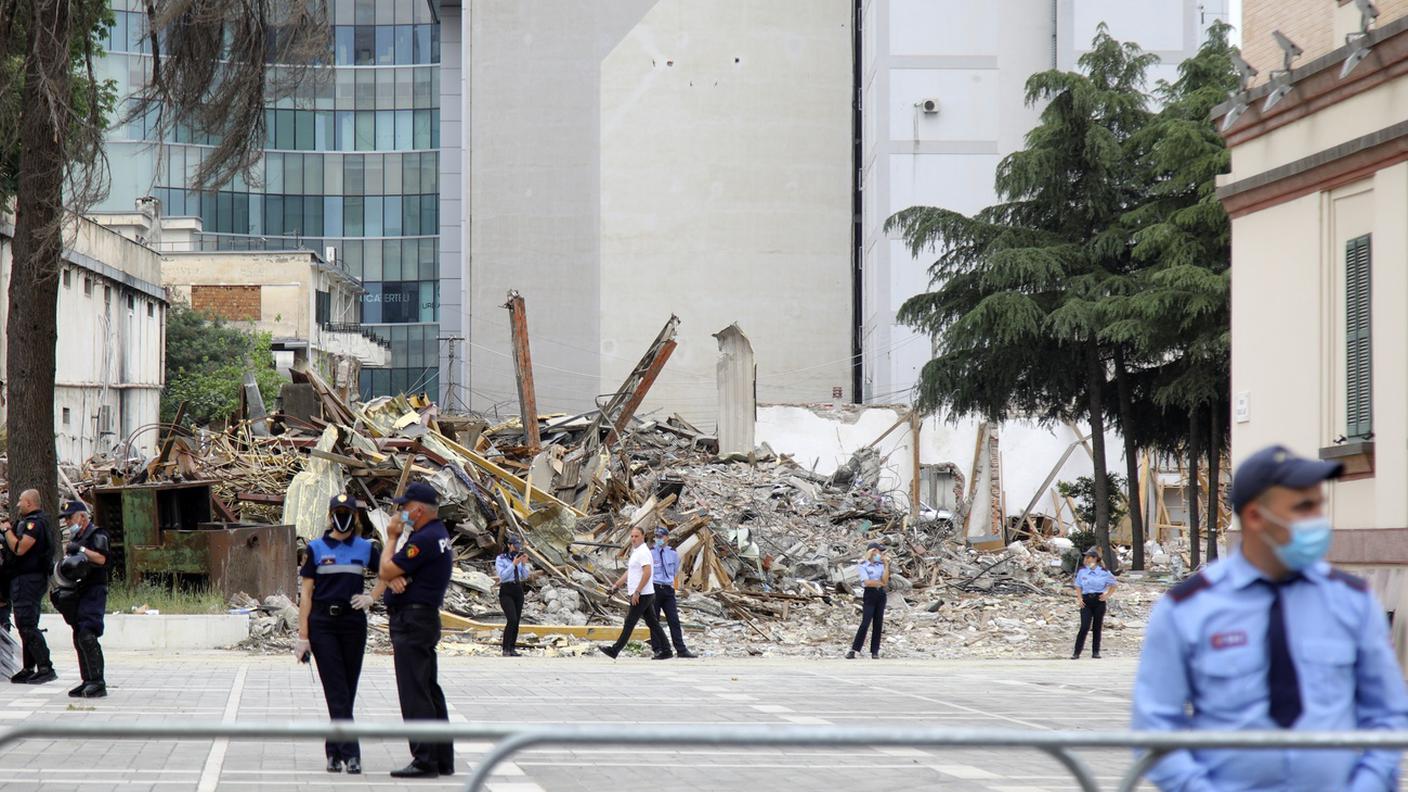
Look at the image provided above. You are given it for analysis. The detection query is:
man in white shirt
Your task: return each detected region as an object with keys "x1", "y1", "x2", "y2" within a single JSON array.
[{"x1": 599, "y1": 526, "x2": 671, "y2": 660}]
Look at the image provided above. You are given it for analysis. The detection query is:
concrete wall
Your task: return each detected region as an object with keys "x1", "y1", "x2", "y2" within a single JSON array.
[
  {"x1": 0, "y1": 214, "x2": 165, "y2": 464},
  {"x1": 466, "y1": 0, "x2": 852, "y2": 427},
  {"x1": 162, "y1": 252, "x2": 320, "y2": 342}
]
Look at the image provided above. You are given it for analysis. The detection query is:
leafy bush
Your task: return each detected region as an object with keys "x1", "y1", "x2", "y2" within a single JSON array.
[
  {"x1": 162, "y1": 302, "x2": 287, "y2": 427},
  {"x1": 1056, "y1": 473, "x2": 1128, "y2": 529}
]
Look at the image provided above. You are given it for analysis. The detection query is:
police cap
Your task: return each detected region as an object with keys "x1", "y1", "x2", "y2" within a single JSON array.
[
  {"x1": 1230, "y1": 444, "x2": 1343, "y2": 514},
  {"x1": 59, "y1": 501, "x2": 88, "y2": 517},
  {"x1": 392, "y1": 481, "x2": 439, "y2": 507},
  {"x1": 328, "y1": 493, "x2": 358, "y2": 512}
]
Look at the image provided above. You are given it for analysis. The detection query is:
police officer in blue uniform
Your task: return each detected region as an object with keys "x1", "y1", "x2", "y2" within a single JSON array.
[
  {"x1": 296, "y1": 494, "x2": 381, "y2": 774},
  {"x1": 1072, "y1": 547, "x2": 1117, "y2": 659},
  {"x1": 1133, "y1": 445, "x2": 1408, "y2": 791},
  {"x1": 56, "y1": 502, "x2": 109, "y2": 697},
  {"x1": 847, "y1": 541, "x2": 889, "y2": 659},
  {"x1": 379, "y1": 482, "x2": 454, "y2": 779},
  {"x1": 3, "y1": 489, "x2": 54, "y2": 684},
  {"x1": 495, "y1": 536, "x2": 530, "y2": 657},
  {"x1": 649, "y1": 527, "x2": 696, "y2": 659}
]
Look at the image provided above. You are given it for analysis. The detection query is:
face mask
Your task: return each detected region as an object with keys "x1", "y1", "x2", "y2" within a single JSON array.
[
  {"x1": 1259, "y1": 512, "x2": 1333, "y2": 571},
  {"x1": 332, "y1": 513, "x2": 354, "y2": 534},
  {"x1": 400, "y1": 510, "x2": 412, "y2": 524}
]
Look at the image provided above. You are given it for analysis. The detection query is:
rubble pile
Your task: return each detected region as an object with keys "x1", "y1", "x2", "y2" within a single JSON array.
[{"x1": 69, "y1": 323, "x2": 1176, "y2": 659}]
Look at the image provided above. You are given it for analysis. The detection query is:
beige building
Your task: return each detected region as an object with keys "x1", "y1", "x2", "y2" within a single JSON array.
[
  {"x1": 161, "y1": 250, "x2": 391, "y2": 389},
  {"x1": 1215, "y1": 2, "x2": 1408, "y2": 645},
  {"x1": 0, "y1": 210, "x2": 167, "y2": 464}
]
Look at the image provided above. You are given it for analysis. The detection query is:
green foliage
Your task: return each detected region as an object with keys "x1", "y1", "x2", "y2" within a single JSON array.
[
  {"x1": 104, "y1": 580, "x2": 228, "y2": 615},
  {"x1": 162, "y1": 303, "x2": 287, "y2": 427},
  {"x1": 1057, "y1": 474, "x2": 1128, "y2": 529}
]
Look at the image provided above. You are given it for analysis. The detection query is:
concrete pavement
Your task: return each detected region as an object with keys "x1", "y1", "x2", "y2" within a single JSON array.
[{"x1": 0, "y1": 649, "x2": 1143, "y2": 791}]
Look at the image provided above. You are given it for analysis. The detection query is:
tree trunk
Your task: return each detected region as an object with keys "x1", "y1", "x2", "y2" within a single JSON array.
[
  {"x1": 1114, "y1": 349, "x2": 1144, "y2": 570},
  {"x1": 1188, "y1": 406, "x2": 1202, "y2": 570},
  {"x1": 1086, "y1": 338, "x2": 1113, "y2": 569},
  {"x1": 6, "y1": 0, "x2": 71, "y2": 544},
  {"x1": 1207, "y1": 400, "x2": 1221, "y2": 562}
]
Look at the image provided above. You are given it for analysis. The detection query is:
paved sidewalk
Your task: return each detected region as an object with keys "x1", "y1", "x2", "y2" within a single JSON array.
[{"x1": 0, "y1": 649, "x2": 1142, "y2": 791}]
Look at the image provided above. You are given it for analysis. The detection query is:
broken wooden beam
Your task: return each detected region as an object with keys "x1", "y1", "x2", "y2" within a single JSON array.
[{"x1": 504, "y1": 290, "x2": 542, "y2": 453}]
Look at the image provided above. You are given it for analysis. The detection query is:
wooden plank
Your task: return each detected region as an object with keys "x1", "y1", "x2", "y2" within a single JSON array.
[
  {"x1": 505, "y1": 290, "x2": 542, "y2": 453},
  {"x1": 607, "y1": 339, "x2": 678, "y2": 445}
]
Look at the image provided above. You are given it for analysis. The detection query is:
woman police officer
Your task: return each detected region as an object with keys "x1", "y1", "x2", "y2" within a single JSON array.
[
  {"x1": 295, "y1": 494, "x2": 384, "y2": 773},
  {"x1": 1072, "y1": 547, "x2": 1117, "y2": 659}
]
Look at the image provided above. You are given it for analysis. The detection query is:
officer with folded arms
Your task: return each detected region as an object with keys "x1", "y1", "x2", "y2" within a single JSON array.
[
  {"x1": 379, "y1": 482, "x2": 455, "y2": 779},
  {"x1": 55, "y1": 501, "x2": 109, "y2": 697},
  {"x1": 1133, "y1": 445, "x2": 1408, "y2": 791},
  {"x1": 495, "y1": 536, "x2": 531, "y2": 657},
  {"x1": 295, "y1": 494, "x2": 383, "y2": 774},
  {"x1": 3, "y1": 489, "x2": 54, "y2": 684}
]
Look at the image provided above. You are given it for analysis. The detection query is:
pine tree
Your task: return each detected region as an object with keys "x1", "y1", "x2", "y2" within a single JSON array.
[{"x1": 888, "y1": 27, "x2": 1156, "y2": 566}]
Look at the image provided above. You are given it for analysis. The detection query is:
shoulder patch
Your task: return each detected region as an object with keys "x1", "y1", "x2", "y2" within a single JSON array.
[
  {"x1": 406, "y1": 544, "x2": 420, "y2": 559},
  {"x1": 1168, "y1": 572, "x2": 1213, "y2": 603},
  {"x1": 1327, "y1": 568, "x2": 1369, "y2": 592}
]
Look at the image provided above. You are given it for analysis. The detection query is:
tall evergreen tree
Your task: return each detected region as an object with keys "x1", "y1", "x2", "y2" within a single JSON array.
[{"x1": 888, "y1": 27, "x2": 1156, "y2": 567}]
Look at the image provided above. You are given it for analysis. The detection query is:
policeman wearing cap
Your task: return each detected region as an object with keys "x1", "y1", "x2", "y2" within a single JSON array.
[
  {"x1": 1071, "y1": 547, "x2": 1116, "y2": 659},
  {"x1": 2, "y1": 489, "x2": 54, "y2": 684},
  {"x1": 56, "y1": 502, "x2": 109, "y2": 697},
  {"x1": 847, "y1": 541, "x2": 889, "y2": 659},
  {"x1": 649, "y1": 526, "x2": 696, "y2": 659},
  {"x1": 296, "y1": 494, "x2": 380, "y2": 774},
  {"x1": 378, "y1": 481, "x2": 454, "y2": 779},
  {"x1": 1133, "y1": 444, "x2": 1408, "y2": 791},
  {"x1": 495, "y1": 536, "x2": 531, "y2": 657}
]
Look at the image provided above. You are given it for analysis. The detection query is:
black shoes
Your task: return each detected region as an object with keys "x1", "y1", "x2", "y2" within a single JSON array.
[
  {"x1": 390, "y1": 762, "x2": 439, "y2": 779},
  {"x1": 677, "y1": 649, "x2": 698, "y2": 658},
  {"x1": 438, "y1": 764, "x2": 455, "y2": 776},
  {"x1": 345, "y1": 758, "x2": 362, "y2": 775},
  {"x1": 10, "y1": 668, "x2": 34, "y2": 684},
  {"x1": 1092, "y1": 652, "x2": 1102, "y2": 659},
  {"x1": 327, "y1": 758, "x2": 343, "y2": 773},
  {"x1": 845, "y1": 650, "x2": 856, "y2": 659},
  {"x1": 871, "y1": 653, "x2": 879, "y2": 660},
  {"x1": 24, "y1": 667, "x2": 56, "y2": 685},
  {"x1": 652, "y1": 651, "x2": 673, "y2": 660},
  {"x1": 68, "y1": 682, "x2": 105, "y2": 697},
  {"x1": 597, "y1": 646, "x2": 618, "y2": 660},
  {"x1": 68, "y1": 682, "x2": 88, "y2": 697},
  {"x1": 502, "y1": 649, "x2": 522, "y2": 657},
  {"x1": 1072, "y1": 653, "x2": 1081, "y2": 659}
]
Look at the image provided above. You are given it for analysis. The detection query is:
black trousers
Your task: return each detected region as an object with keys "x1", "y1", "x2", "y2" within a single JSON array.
[
  {"x1": 10, "y1": 573, "x2": 50, "y2": 671},
  {"x1": 1074, "y1": 594, "x2": 1107, "y2": 656},
  {"x1": 390, "y1": 606, "x2": 452, "y2": 771},
  {"x1": 64, "y1": 585, "x2": 107, "y2": 684},
  {"x1": 609, "y1": 593, "x2": 668, "y2": 655},
  {"x1": 310, "y1": 609, "x2": 367, "y2": 760},
  {"x1": 851, "y1": 588, "x2": 886, "y2": 654},
  {"x1": 499, "y1": 582, "x2": 525, "y2": 651},
  {"x1": 649, "y1": 586, "x2": 689, "y2": 655}
]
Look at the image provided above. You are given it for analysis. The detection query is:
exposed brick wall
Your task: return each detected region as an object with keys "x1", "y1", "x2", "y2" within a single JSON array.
[
  {"x1": 1242, "y1": 0, "x2": 1408, "y2": 80},
  {"x1": 192, "y1": 285, "x2": 261, "y2": 322}
]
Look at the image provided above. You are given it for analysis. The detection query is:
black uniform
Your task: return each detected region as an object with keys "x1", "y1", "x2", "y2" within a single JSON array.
[
  {"x1": 60, "y1": 520, "x2": 110, "y2": 694},
  {"x1": 385, "y1": 518, "x2": 454, "y2": 774},
  {"x1": 301, "y1": 530, "x2": 376, "y2": 764},
  {"x1": 8, "y1": 509, "x2": 52, "y2": 678}
]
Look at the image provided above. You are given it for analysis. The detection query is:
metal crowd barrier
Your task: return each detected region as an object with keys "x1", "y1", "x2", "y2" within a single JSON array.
[{"x1": 1, "y1": 721, "x2": 1406, "y2": 791}]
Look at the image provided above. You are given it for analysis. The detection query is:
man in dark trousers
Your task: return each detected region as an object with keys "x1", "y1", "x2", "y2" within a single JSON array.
[
  {"x1": 847, "y1": 541, "x2": 889, "y2": 659},
  {"x1": 649, "y1": 527, "x2": 696, "y2": 659},
  {"x1": 598, "y1": 526, "x2": 670, "y2": 660},
  {"x1": 3, "y1": 489, "x2": 54, "y2": 684},
  {"x1": 378, "y1": 482, "x2": 454, "y2": 779},
  {"x1": 57, "y1": 502, "x2": 109, "y2": 697}
]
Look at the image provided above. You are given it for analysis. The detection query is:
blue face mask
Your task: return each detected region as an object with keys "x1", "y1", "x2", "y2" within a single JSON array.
[
  {"x1": 400, "y1": 510, "x2": 412, "y2": 524},
  {"x1": 1261, "y1": 513, "x2": 1333, "y2": 571}
]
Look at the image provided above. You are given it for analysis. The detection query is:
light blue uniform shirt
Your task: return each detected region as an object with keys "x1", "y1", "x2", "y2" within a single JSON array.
[
  {"x1": 857, "y1": 559, "x2": 886, "y2": 586},
  {"x1": 1075, "y1": 565, "x2": 1117, "y2": 594},
  {"x1": 1132, "y1": 549, "x2": 1408, "y2": 792},
  {"x1": 652, "y1": 544, "x2": 679, "y2": 587},
  {"x1": 495, "y1": 553, "x2": 530, "y2": 584}
]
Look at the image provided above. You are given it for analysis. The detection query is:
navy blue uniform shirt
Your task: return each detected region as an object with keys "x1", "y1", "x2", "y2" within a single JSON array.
[
  {"x1": 384, "y1": 519, "x2": 452, "y2": 609},
  {"x1": 300, "y1": 532, "x2": 377, "y2": 602},
  {"x1": 1132, "y1": 549, "x2": 1408, "y2": 791},
  {"x1": 10, "y1": 510, "x2": 50, "y2": 576}
]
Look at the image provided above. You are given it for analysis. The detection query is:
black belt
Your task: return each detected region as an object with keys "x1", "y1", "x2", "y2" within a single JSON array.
[{"x1": 314, "y1": 601, "x2": 360, "y2": 617}]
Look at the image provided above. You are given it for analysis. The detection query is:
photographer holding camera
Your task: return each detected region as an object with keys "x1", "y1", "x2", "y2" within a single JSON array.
[{"x1": 495, "y1": 536, "x2": 532, "y2": 657}]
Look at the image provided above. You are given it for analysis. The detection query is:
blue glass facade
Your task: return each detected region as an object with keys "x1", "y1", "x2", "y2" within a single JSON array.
[{"x1": 96, "y1": 0, "x2": 443, "y2": 399}]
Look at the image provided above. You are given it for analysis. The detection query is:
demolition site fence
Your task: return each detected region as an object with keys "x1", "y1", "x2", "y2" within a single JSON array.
[{"x1": 0, "y1": 721, "x2": 1404, "y2": 791}]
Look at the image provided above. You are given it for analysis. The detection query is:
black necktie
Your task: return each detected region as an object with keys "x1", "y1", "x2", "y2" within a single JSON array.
[{"x1": 1265, "y1": 576, "x2": 1302, "y2": 728}]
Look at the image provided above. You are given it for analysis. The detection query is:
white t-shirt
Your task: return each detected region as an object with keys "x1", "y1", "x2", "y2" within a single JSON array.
[{"x1": 626, "y1": 543, "x2": 656, "y2": 597}]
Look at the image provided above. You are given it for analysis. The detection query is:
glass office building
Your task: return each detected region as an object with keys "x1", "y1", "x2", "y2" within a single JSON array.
[{"x1": 95, "y1": 0, "x2": 444, "y2": 398}]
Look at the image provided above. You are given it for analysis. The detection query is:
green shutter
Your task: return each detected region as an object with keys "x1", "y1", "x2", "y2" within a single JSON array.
[{"x1": 1346, "y1": 235, "x2": 1373, "y2": 439}]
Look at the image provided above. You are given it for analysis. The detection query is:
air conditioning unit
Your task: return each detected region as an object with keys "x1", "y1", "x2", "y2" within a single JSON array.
[
  {"x1": 324, "y1": 245, "x2": 337, "y2": 264},
  {"x1": 919, "y1": 98, "x2": 940, "y2": 114}
]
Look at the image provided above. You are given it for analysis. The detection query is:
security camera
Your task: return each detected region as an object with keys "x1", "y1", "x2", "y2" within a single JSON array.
[{"x1": 918, "y1": 98, "x2": 939, "y2": 114}]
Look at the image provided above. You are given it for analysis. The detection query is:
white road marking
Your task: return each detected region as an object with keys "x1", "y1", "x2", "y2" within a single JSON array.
[
  {"x1": 750, "y1": 704, "x2": 792, "y2": 713},
  {"x1": 779, "y1": 715, "x2": 830, "y2": 725},
  {"x1": 715, "y1": 693, "x2": 755, "y2": 701},
  {"x1": 0, "y1": 711, "x2": 33, "y2": 719},
  {"x1": 932, "y1": 763, "x2": 1001, "y2": 779},
  {"x1": 485, "y1": 784, "x2": 545, "y2": 792},
  {"x1": 876, "y1": 747, "x2": 929, "y2": 757},
  {"x1": 196, "y1": 663, "x2": 247, "y2": 792}
]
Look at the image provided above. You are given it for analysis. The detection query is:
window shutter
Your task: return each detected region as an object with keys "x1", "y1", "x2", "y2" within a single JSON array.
[{"x1": 1346, "y1": 235, "x2": 1373, "y2": 439}]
